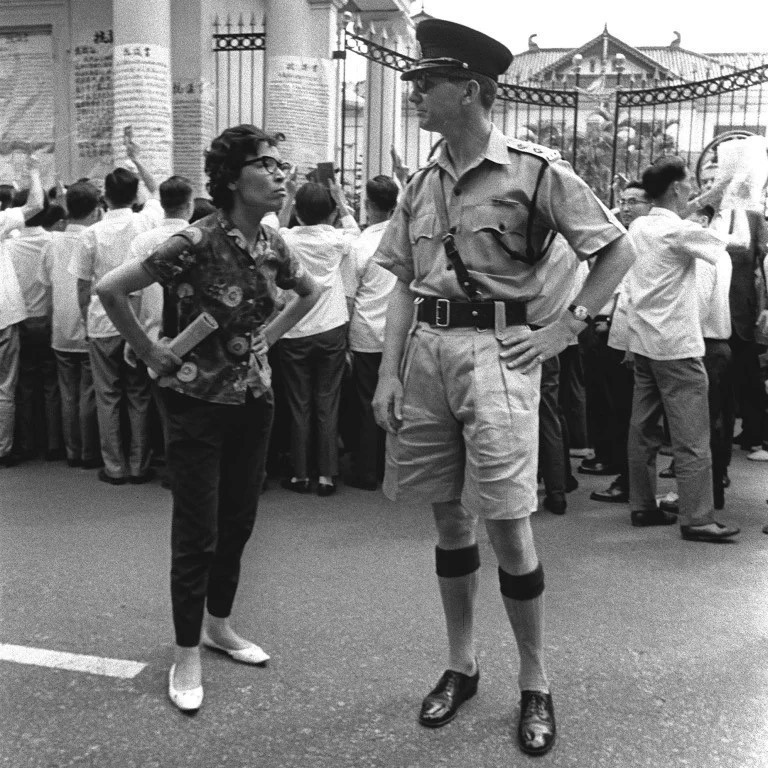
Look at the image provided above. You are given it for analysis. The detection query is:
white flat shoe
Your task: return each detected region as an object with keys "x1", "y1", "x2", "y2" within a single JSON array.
[
  {"x1": 168, "y1": 663, "x2": 203, "y2": 712},
  {"x1": 201, "y1": 632, "x2": 270, "y2": 665}
]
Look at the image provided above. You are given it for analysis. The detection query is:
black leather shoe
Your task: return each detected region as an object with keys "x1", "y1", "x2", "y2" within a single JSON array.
[
  {"x1": 317, "y1": 481, "x2": 337, "y2": 497},
  {"x1": 129, "y1": 468, "x2": 156, "y2": 485},
  {"x1": 565, "y1": 475, "x2": 579, "y2": 493},
  {"x1": 659, "y1": 462, "x2": 676, "y2": 479},
  {"x1": 680, "y1": 522, "x2": 739, "y2": 542},
  {"x1": 518, "y1": 690, "x2": 556, "y2": 756},
  {"x1": 630, "y1": 508, "x2": 677, "y2": 527},
  {"x1": 577, "y1": 459, "x2": 619, "y2": 476},
  {"x1": 543, "y1": 493, "x2": 566, "y2": 515},
  {"x1": 281, "y1": 477, "x2": 311, "y2": 493},
  {"x1": 418, "y1": 667, "x2": 479, "y2": 728},
  {"x1": 98, "y1": 468, "x2": 127, "y2": 486},
  {"x1": 590, "y1": 481, "x2": 629, "y2": 503},
  {"x1": 658, "y1": 496, "x2": 679, "y2": 515}
]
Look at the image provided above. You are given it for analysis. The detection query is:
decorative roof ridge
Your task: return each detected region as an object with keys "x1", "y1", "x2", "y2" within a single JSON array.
[{"x1": 538, "y1": 30, "x2": 676, "y2": 79}]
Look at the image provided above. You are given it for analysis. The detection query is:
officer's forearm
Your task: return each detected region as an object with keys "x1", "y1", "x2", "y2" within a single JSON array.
[
  {"x1": 379, "y1": 279, "x2": 414, "y2": 379},
  {"x1": 568, "y1": 234, "x2": 636, "y2": 331}
]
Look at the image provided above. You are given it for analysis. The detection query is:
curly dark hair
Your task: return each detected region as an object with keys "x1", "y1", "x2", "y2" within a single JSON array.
[{"x1": 204, "y1": 124, "x2": 278, "y2": 210}]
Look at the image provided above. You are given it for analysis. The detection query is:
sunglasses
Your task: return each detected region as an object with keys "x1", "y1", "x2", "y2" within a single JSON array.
[
  {"x1": 411, "y1": 74, "x2": 471, "y2": 95},
  {"x1": 241, "y1": 156, "x2": 292, "y2": 175}
]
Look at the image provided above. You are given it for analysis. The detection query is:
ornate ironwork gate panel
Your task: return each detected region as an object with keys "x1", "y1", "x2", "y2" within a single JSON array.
[
  {"x1": 212, "y1": 15, "x2": 266, "y2": 133},
  {"x1": 612, "y1": 62, "x2": 768, "y2": 194}
]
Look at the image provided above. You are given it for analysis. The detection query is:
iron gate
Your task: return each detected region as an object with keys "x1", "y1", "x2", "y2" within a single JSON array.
[
  {"x1": 212, "y1": 14, "x2": 266, "y2": 133},
  {"x1": 339, "y1": 26, "x2": 768, "y2": 206},
  {"x1": 612, "y1": 62, "x2": 768, "y2": 197}
]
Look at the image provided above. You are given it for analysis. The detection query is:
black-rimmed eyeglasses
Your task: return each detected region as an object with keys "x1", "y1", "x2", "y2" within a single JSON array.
[{"x1": 241, "y1": 156, "x2": 292, "y2": 175}]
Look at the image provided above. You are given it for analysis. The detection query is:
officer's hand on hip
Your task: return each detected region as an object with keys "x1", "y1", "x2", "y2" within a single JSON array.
[
  {"x1": 498, "y1": 321, "x2": 574, "y2": 373},
  {"x1": 373, "y1": 373, "x2": 403, "y2": 434}
]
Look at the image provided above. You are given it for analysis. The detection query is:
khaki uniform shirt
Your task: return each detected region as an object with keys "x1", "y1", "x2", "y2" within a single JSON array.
[{"x1": 375, "y1": 125, "x2": 625, "y2": 323}]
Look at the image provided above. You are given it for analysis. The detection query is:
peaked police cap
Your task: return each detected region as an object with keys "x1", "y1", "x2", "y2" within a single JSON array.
[{"x1": 402, "y1": 19, "x2": 513, "y2": 82}]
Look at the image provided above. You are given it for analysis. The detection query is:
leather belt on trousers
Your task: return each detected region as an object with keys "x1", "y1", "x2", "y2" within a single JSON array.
[{"x1": 416, "y1": 297, "x2": 527, "y2": 329}]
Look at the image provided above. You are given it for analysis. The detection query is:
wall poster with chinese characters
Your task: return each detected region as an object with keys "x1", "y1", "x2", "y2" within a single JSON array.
[
  {"x1": 73, "y1": 30, "x2": 114, "y2": 181},
  {"x1": 0, "y1": 28, "x2": 55, "y2": 186},
  {"x1": 113, "y1": 43, "x2": 173, "y2": 182},
  {"x1": 172, "y1": 79, "x2": 215, "y2": 195},
  {"x1": 265, "y1": 56, "x2": 334, "y2": 174}
]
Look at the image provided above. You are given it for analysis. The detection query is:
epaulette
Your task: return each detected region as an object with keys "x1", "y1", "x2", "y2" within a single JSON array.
[
  {"x1": 506, "y1": 138, "x2": 561, "y2": 163},
  {"x1": 407, "y1": 155, "x2": 440, "y2": 185}
]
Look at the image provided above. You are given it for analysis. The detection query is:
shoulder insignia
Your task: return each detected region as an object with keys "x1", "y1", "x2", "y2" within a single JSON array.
[{"x1": 506, "y1": 138, "x2": 561, "y2": 163}]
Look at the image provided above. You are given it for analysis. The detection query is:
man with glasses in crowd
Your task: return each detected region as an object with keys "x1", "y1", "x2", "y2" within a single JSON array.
[
  {"x1": 373, "y1": 18, "x2": 635, "y2": 757},
  {"x1": 587, "y1": 181, "x2": 652, "y2": 503}
]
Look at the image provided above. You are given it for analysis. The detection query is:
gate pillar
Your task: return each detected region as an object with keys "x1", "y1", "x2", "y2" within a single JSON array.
[
  {"x1": 112, "y1": 0, "x2": 173, "y2": 183},
  {"x1": 263, "y1": 0, "x2": 345, "y2": 174}
]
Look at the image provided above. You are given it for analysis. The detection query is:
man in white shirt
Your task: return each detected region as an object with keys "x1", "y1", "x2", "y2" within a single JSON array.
[
  {"x1": 590, "y1": 182, "x2": 652, "y2": 503},
  {"x1": 0, "y1": 156, "x2": 44, "y2": 466},
  {"x1": 68, "y1": 140, "x2": 161, "y2": 484},
  {"x1": 344, "y1": 175, "x2": 398, "y2": 490},
  {"x1": 625, "y1": 157, "x2": 739, "y2": 542},
  {"x1": 5, "y1": 193, "x2": 60, "y2": 461},
  {"x1": 38, "y1": 182, "x2": 103, "y2": 469}
]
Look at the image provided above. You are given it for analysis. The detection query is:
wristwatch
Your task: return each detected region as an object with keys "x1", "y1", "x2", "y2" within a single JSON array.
[{"x1": 568, "y1": 304, "x2": 592, "y2": 323}]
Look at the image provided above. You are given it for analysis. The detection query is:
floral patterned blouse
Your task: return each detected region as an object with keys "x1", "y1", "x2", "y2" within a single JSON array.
[{"x1": 142, "y1": 211, "x2": 305, "y2": 404}]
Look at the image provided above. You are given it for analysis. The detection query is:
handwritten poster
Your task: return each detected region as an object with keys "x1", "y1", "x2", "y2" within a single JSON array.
[
  {"x1": 73, "y1": 41, "x2": 114, "y2": 174},
  {"x1": 0, "y1": 29, "x2": 55, "y2": 184},
  {"x1": 172, "y1": 79, "x2": 215, "y2": 195},
  {"x1": 113, "y1": 43, "x2": 172, "y2": 181},
  {"x1": 265, "y1": 56, "x2": 333, "y2": 173}
]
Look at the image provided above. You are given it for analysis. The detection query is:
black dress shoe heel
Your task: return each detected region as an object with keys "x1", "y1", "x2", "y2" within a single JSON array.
[
  {"x1": 590, "y1": 481, "x2": 629, "y2": 503},
  {"x1": 418, "y1": 667, "x2": 479, "y2": 728},
  {"x1": 281, "y1": 477, "x2": 311, "y2": 493},
  {"x1": 630, "y1": 508, "x2": 677, "y2": 527},
  {"x1": 518, "y1": 690, "x2": 556, "y2": 756}
]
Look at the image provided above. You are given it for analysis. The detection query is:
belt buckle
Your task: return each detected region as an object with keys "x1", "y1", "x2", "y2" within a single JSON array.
[{"x1": 435, "y1": 298, "x2": 450, "y2": 327}]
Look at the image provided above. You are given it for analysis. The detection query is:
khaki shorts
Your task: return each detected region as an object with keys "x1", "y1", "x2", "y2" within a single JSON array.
[{"x1": 383, "y1": 323, "x2": 541, "y2": 520}]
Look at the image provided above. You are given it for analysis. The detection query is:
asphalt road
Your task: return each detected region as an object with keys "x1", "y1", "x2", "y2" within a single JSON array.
[{"x1": 1, "y1": 451, "x2": 767, "y2": 768}]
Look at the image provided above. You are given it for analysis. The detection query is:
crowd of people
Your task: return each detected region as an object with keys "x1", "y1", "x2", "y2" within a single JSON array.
[{"x1": 1, "y1": 14, "x2": 767, "y2": 758}]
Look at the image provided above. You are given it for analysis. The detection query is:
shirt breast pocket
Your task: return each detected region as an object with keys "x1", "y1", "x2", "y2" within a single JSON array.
[{"x1": 469, "y1": 203, "x2": 541, "y2": 266}]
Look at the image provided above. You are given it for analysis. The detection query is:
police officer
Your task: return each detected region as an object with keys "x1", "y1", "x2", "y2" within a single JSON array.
[{"x1": 372, "y1": 19, "x2": 635, "y2": 756}]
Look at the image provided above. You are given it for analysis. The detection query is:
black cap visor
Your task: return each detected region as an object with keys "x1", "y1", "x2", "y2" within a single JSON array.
[{"x1": 401, "y1": 57, "x2": 474, "y2": 81}]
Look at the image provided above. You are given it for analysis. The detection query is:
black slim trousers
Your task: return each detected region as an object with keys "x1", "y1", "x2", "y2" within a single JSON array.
[{"x1": 163, "y1": 387, "x2": 274, "y2": 647}]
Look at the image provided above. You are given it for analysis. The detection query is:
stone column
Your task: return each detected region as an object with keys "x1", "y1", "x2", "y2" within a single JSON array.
[
  {"x1": 112, "y1": 0, "x2": 173, "y2": 182},
  {"x1": 169, "y1": 0, "x2": 216, "y2": 195},
  {"x1": 262, "y1": 0, "x2": 344, "y2": 174}
]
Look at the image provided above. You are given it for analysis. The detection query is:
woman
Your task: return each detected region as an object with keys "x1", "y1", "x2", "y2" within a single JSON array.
[
  {"x1": 277, "y1": 180, "x2": 359, "y2": 496},
  {"x1": 97, "y1": 124, "x2": 320, "y2": 713}
]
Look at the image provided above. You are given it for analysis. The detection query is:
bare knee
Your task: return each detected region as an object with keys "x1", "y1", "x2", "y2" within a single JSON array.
[
  {"x1": 485, "y1": 517, "x2": 538, "y2": 574},
  {"x1": 432, "y1": 500, "x2": 476, "y2": 549}
]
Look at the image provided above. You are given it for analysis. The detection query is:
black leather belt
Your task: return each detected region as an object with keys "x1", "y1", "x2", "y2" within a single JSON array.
[{"x1": 416, "y1": 297, "x2": 527, "y2": 329}]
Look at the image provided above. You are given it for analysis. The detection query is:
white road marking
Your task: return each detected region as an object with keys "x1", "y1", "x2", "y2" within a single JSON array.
[{"x1": 0, "y1": 643, "x2": 147, "y2": 679}]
